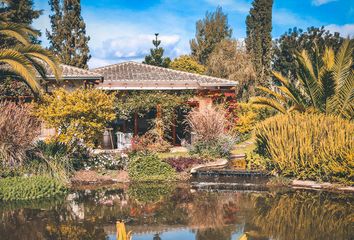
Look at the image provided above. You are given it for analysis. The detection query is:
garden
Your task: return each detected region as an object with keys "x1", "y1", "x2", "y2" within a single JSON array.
[
  {"x1": 0, "y1": 0, "x2": 353, "y2": 239},
  {"x1": 0, "y1": 41, "x2": 353, "y2": 201}
]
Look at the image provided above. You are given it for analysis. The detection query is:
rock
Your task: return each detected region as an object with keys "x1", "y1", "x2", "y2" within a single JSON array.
[
  {"x1": 338, "y1": 186, "x2": 354, "y2": 192},
  {"x1": 170, "y1": 147, "x2": 188, "y2": 153},
  {"x1": 292, "y1": 180, "x2": 317, "y2": 187},
  {"x1": 71, "y1": 170, "x2": 129, "y2": 185},
  {"x1": 190, "y1": 159, "x2": 228, "y2": 173}
]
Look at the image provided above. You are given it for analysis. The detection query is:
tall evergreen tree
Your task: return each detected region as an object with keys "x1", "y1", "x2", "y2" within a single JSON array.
[
  {"x1": 246, "y1": 0, "x2": 273, "y2": 89},
  {"x1": 0, "y1": 0, "x2": 42, "y2": 46},
  {"x1": 143, "y1": 33, "x2": 171, "y2": 68},
  {"x1": 190, "y1": 6, "x2": 232, "y2": 65},
  {"x1": 46, "y1": 0, "x2": 91, "y2": 69}
]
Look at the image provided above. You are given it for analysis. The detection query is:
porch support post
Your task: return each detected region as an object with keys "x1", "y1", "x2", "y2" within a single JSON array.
[
  {"x1": 134, "y1": 112, "x2": 138, "y2": 136},
  {"x1": 156, "y1": 104, "x2": 163, "y2": 139},
  {"x1": 172, "y1": 113, "x2": 177, "y2": 146},
  {"x1": 123, "y1": 120, "x2": 127, "y2": 133}
]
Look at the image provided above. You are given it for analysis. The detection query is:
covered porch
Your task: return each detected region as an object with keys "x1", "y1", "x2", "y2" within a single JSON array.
[{"x1": 92, "y1": 61, "x2": 238, "y2": 150}]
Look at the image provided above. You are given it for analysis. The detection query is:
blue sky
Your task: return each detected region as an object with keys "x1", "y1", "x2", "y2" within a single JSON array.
[{"x1": 32, "y1": 0, "x2": 354, "y2": 68}]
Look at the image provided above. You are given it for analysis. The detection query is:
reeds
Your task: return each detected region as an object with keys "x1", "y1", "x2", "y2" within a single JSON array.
[{"x1": 186, "y1": 105, "x2": 229, "y2": 141}]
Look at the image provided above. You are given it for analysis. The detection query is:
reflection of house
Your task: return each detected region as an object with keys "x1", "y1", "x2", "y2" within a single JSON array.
[{"x1": 40, "y1": 61, "x2": 238, "y2": 147}]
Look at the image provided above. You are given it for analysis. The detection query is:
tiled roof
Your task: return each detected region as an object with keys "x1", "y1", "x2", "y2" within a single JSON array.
[
  {"x1": 0, "y1": 62, "x2": 103, "y2": 81},
  {"x1": 92, "y1": 61, "x2": 237, "y2": 90},
  {"x1": 44, "y1": 64, "x2": 103, "y2": 81}
]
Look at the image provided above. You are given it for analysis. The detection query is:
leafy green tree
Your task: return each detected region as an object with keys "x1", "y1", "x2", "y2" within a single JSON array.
[
  {"x1": 207, "y1": 39, "x2": 256, "y2": 100},
  {"x1": 190, "y1": 6, "x2": 232, "y2": 65},
  {"x1": 46, "y1": 0, "x2": 91, "y2": 69},
  {"x1": 251, "y1": 40, "x2": 354, "y2": 119},
  {"x1": 273, "y1": 26, "x2": 346, "y2": 81},
  {"x1": 0, "y1": 0, "x2": 42, "y2": 46},
  {"x1": 143, "y1": 33, "x2": 171, "y2": 68},
  {"x1": 170, "y1": 55, "x2": 205, "y2": 74},
  {"x1": 246, "y1": 0, "x2": 273, "y2": 89}
]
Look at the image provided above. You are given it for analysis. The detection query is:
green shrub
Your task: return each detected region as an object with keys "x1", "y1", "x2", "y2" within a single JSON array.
[
  {"x1": 35, "y1": 140, "x2": 68, "y2": 158},
  {"x1": 253, "y1": 113, "x2": 354, "y2": 184},
  {"x1": 32, "y1": 140, "x2": 91, "y2": 171},
  {"x1": 128, "y1": 153, "x2": 176, "y2": 181},
  {"x1": 190, "y1": 135, "x2": 236, "y2": 159},
  {"x1": 0, "y1": 175, "x2": 67, "y2": 201}
]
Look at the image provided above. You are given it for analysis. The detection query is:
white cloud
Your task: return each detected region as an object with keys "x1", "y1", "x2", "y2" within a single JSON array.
[
  {"x1": 325, "y1": 23, "x2": 354, "y2": 37},
  {"x1": 204, "y1": 0, "x2": 250, "y2": 14},
  {"x1": 90, "y1": 34, "x2": 184, "y2": 68},
  {"x1": 273, "y1": 9, "x2": 307, "y2": 27},
  {"x1": 312, "y1": 0, "x2": 337, "y2": 6}
]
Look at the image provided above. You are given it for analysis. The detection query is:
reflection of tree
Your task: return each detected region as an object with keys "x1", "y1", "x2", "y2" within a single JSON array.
[
  {"x1": 127, "y1": 183, "x2": 174, "y2": 203},
  {"x1": 195, "y1": 226, "x2": 235, "y2": 240},
  {"x1": 249, "y1": 191, "x2": 354, "y2": 240},
  {"x1": 153, "y1": 233, "x2": 161, "y2": 240},
  {"x1": 188, "y1": 192, "x2": 241, "y2": 229}
]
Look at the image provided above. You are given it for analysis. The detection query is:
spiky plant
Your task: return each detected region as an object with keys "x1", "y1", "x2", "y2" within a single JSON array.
[
  {"x1": 253, "y1": 113, "x2": 354, "y2": 183},
  {"x1": 0, "y1": 6, "x2": 60, "y2": 98},
  {"x1": 251, "y1": 40, "x2": 354, "y2": 119}
]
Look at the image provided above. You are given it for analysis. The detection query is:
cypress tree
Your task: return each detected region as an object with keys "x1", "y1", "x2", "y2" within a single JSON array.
[
  {"x1": 246, "y1": 0, "x2": 273, "y2": 89},
  {"x1": 143, "y1": 33, "x2": 171, "y2": 68},
  {"x1": 190, "y1": 6, "x2": 232, "y2": 65},
  {"x1": 46, "y1": 0, "x2": 91, "y2": 69}
]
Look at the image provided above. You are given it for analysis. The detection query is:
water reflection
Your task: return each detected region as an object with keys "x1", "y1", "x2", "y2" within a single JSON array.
[{"x1": 0, "y1": 184, "x2": 353, "y2": 240}]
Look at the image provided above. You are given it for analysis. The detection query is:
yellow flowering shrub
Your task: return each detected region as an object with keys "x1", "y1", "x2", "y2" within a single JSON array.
[
  {"x1": 33, "y1": 88, "x2": 116, "y2": 147},
  {"x1": 234, "y1": 102, "x2": 275, "y2": 139}
]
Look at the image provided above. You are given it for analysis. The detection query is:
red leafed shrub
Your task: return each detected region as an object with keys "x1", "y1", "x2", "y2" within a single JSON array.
[{"x1": 164, "y1": 157, "x2": 205, "y2": 172}]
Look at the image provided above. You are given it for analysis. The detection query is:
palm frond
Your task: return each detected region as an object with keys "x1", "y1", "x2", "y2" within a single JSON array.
[
  {"x1": 272, "y1": 70, "x2": 290, "y2": 87},
  {"x1": 295, "y1": 50, "x2": 324, "y2": 109},
  {"x1": 322, "y1": 47, "x2": 335, "y2": 71},
  {"x1": 0, "y1": 49, "x2": 42, "y2": 95},
  {"x1": 250, "y1": 96, "x2": 287, "y2": 114},
  {"x1": 329, "y1": 39, "x2": 354, "y2": 118},
  {"x1": 0, "y1": 22, "x2": 37, "y2": 45},
  {"x1": 256, "y1": 86, "x2": 287, "y2": 102},
  {"x1": 18, "y1": 44, "x2": 61, "y2": 81}
]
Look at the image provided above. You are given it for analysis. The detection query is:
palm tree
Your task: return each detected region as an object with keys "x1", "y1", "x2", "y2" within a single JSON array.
[
  {"x1": 251, "y1": 40, "x2": 354, "y2": 119},
  {"x1": 0, "y1": 10, "x2": 60, "y2": 98}
]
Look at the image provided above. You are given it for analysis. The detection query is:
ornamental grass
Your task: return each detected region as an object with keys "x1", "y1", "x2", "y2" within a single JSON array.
[
  {"x1": 0, "y1": 102, "x2": 40, "y2": 168},
  {"x1": 254, "y1": 113, "x2": 353, "y2": 183}
]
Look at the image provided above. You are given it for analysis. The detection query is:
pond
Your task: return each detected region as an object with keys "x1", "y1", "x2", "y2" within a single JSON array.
[{"x1": 0, "y1": 183, "x2": 353, "y2": 240}]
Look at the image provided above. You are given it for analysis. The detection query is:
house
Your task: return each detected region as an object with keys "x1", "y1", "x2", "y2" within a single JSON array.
[
  {"x1": 35, "y1": 61, "x2": 237, "y2": 148},
  {"x1": 91, "y1": 62, "x2": 238, "y2": 147}
]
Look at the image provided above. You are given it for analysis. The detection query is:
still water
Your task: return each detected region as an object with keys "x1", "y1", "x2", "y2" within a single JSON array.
[{"x1": 0, "y1": 183, "x2": 353, "y2": 240}]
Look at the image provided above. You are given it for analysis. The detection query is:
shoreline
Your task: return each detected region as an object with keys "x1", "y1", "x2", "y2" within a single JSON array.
[{"x1": 69, "y1": 169, "x2": 354, "y2": 194}]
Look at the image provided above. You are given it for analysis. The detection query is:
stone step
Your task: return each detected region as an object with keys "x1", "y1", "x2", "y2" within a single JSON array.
[
  {"x1": 192, "y1": 169, "x2": 269, "y2": 177},
  {"x1": 230, "y1": 154, "x2": 245, "y2": 159}
]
